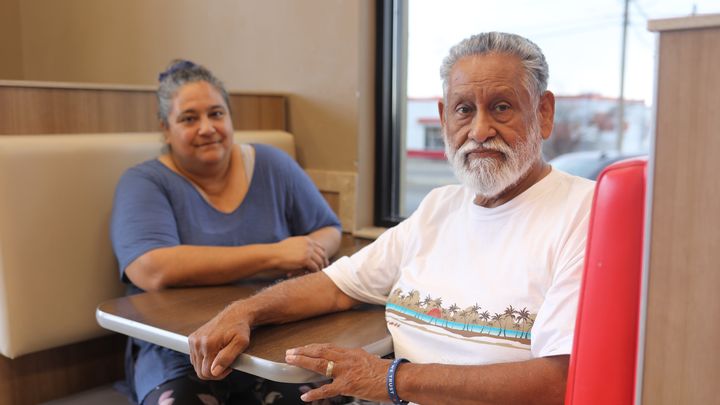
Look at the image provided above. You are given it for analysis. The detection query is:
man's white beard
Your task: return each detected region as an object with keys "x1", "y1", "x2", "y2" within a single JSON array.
[{"x1": 445, "y1": 121, "x2": 542, "y2": 199}]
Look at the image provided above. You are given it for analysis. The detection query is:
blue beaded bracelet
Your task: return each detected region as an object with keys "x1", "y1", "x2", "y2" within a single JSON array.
[{"x1": 386, "y1": 357, "x2": 410, "y2": 405}]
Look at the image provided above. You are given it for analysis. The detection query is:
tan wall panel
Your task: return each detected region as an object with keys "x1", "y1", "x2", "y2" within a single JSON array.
[
  {"x1": 642, "y1": 26, "x2": 720, "y2": 404},
  {"x1": 354, "y1": 1, "x2": 377, "y2": 231},
  {"x1": 16, "y1": 0, "x2": 369, "y2": 173},
  {"x1": 0, "y1": 0, "x2": 23, "y2": 79}
]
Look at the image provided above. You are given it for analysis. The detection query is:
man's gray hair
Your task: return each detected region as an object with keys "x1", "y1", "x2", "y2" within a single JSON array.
[
  {"x1": 440, "y1": 32, "x2": 549, "y2": 101},
  {"x1": 157, "y1": 59, "x2": 231, "y2": 126}
]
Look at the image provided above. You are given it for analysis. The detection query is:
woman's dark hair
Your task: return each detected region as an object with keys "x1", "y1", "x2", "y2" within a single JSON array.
[{"x1": 156, "y1": 59, "x2": 231, "y2": 126}]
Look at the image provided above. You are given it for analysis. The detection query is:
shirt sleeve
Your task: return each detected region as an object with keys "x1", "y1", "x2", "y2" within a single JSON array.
[
  {"x1": 323, "y1": 229, "x2": 400, "y2": 305},
  {"x1": 323, "y1": 205, "x2": 420, "y2": 305},
  {"x1": 530, "y1": 188, "x2": 593, "y2": 358},
  {"x1": 322, "y1": 185, "x2": 450, "y2": 305},
  {"x1": 110, "y1": 166, "x2": 180, "y2": 282}
]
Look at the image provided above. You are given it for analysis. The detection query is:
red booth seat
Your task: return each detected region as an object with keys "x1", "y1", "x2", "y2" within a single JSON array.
[{"x1": 565, "y1": 157, "x2": 648, "y2": 405}]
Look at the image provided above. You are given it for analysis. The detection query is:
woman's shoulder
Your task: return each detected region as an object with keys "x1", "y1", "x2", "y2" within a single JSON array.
[
  {"x1": 251, "y1": 143, "x2": 294, "y2": 162},
  {"x1": 119, "y1": 158, "x2": 175, "y2": 188},
  {"x1": 250, "y1": 143, "x2": 300, "y2": 174},
  {"x1": 122, "y1": 158, "x2": 161, "y2": 177}
]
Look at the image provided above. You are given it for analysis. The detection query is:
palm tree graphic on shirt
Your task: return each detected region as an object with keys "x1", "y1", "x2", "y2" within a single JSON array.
[{"x1": 386, "y1": 288, "x2": 536, "y2": 344}]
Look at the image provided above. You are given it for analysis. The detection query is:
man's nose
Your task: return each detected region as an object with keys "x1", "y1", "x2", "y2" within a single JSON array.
[{"x1": 468, "y1": 111, "x2": 496, "y2": 144}]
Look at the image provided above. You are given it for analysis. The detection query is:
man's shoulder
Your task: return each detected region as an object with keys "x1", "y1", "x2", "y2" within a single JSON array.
[
  {"x1": 537, "y1": 169, "x2": 596, "y2": 227},
  {"x1": 547, "y1": 169, "x2": 596, "y2": 201},
  {"x1": 406, "y1": 184, "x2": 468, "y2": 223},
  {"x1": 550, "y1": 167, "x2": 595, "y2": 186},
  {"x1": 422, "y1": 184, "x2": 467, "y2": 205}
]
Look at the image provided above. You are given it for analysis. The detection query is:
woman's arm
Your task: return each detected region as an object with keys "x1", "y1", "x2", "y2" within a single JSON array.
[
  {"x1": 308, "y1": 225, "x2": 342, "y2": 259},
  {"x1": 125, "y1": 234, "x2": 332, "y2": 291}
]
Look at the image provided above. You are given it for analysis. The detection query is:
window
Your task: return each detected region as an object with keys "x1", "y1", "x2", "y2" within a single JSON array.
[
  {"x1": 376, "y1": 0, "x2": 720, "y2": 225},
  {"x1": 423, "y1": 126, "x2": 443, "y2": 150}
]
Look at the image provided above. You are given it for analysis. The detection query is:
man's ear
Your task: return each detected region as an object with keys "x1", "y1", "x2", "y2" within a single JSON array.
[
  {"x1": 438, "y1": 100, "x2": 446, "y2": 127},
  {"x1": 539, "y1": 91, "x2": 555, "y2": 140}
]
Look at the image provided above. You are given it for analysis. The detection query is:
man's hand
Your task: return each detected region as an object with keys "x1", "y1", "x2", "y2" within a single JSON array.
[
  {"x1": 285, "y1": 343, "x2": 390, "y2": 403},
  {"x1": 188, "y1": 305, "x2": 251, "y2": 380}
]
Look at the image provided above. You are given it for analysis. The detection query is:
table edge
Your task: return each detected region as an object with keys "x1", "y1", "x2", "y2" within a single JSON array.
[{"x1": 95, "y1": 308, "x2": 393, "y2": 383}]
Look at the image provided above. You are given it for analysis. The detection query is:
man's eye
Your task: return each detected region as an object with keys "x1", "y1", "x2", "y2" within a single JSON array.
[
  {"x1": 494, "y1": 103, "x2": 511, "y2": 112},
  {"x1": 181, "y1": 116, "x2": 197, "y2": 123},
  {"x1": 210, "y1": 111, "x2": 225, "y2": 118},
  {"x1": 456, "y1": 105, "x2": 471, "y2": 114}
]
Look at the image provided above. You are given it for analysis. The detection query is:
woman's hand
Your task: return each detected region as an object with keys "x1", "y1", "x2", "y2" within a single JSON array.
[
  {"x1": 188, "y1": 304, "x2": 251, "y2": 380},
  {"x1": 285, "y1": 344, "x2": 391, "y2": 403},
  {"x1": 275, "y1": 236, "x2": 329, "y2": 274}
]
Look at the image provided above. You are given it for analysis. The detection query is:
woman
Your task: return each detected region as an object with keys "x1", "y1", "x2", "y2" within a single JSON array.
[{"x1": 111, "y1": 60, "x2": 342, "y2": 405}]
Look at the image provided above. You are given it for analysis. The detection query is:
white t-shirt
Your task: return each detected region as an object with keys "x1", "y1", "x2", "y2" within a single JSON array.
[{"x1": 325, "y1": 169, "x2": 594, "y2": 365}]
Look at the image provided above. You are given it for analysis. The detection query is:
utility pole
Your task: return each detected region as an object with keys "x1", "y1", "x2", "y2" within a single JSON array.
[{"x1": 617, "y1": 0, "x2": 629, "y2": 152}]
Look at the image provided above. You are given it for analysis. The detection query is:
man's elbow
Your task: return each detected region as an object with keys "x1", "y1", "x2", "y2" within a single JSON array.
[
  {"x1": 539, "y1": 355, "x2": 569, "y2": 405},
  {"x1": 523, "y1": 373, "x2": 567, "y2": 405},
  {"x1": 544, "y1": 380, "x2": 568, "y2": 405}
]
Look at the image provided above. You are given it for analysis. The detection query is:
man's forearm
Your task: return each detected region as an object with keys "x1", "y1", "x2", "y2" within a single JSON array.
[
  {"x1": 395, "y1": 355, "x2": 569, "y2": 405},
  {"x1": 231, "y1": 271, "x2": 360, "y2": 327},
  {"x1": 189, "y1": 271, "x2": 362, "y2": 379}
]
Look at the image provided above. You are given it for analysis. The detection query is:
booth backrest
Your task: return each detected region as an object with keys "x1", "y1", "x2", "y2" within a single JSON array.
[
  {"x1": 0, "y1": 130, "x2": 295, "y2": 358},
  {"x1": 565, "y1": 157, "x2": 648, "y2": 405}
]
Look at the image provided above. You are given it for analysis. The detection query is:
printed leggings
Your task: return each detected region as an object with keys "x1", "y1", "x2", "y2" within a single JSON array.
[{"x1": 142, "y1": 372, "x2": 353, "y2": 405}]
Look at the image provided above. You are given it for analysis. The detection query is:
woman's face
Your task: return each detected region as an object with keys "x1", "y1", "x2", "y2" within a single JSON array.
[{"x1": 163, "y1": 81, "x2": 234, "y2": 170}]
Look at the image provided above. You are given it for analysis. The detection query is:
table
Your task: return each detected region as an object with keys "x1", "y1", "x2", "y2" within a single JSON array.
[{"x1": 96, "y1": 237, "x2": 392, "y2": 383}]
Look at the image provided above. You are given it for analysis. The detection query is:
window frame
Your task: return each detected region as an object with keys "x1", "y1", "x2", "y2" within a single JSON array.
[{"x1": 374, "y1": 0, "x2": 407, "y2": 227}]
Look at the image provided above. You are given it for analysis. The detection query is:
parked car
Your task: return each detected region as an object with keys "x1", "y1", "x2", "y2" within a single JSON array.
[{"x1": 549, "y1": 150, "x2": 646, "y2": 180}]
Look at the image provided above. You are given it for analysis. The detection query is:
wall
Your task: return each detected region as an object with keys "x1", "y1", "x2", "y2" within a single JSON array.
[
  {"x1": 641, "y1": 15, "x2": 720, "y2": 404},
  {"x1": 0, "y1": 0, "x2": 23, "y2": 79},
  {"x1": 10, "y1": 0, "x2": 375, "y2": 230}
]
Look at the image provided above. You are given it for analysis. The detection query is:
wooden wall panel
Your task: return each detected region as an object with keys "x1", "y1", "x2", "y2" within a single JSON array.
[
  {"x1": 229, "y1": 95, "x2": 288, "y2": 130},
  {"x1": 0, "y1": 335, "x2": 125, "y2": 405},
  {"x1": 0, "y1": 82, "x2": 287, "y2": 134},
  {"x1": 259, "y1": 97, "x2": 289, "y2": 130},
  {"x1": 0, "y1": 87, "x2": 157, "y2": 134},
  {"x1": 642, "y1": 24, "x2": 720, "y2": 404}
]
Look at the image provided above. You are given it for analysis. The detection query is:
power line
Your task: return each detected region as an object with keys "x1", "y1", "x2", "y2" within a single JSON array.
[
  {"x1": 527, "y1": 17, "x2": 624, "y2": 39},
  {"x1": 631, "y1": 0, "x2": 650, "y2": 21},
  {"x1": 629, "y1": 20, "x2": 654, "y2": 49},
  {"x1": 521, "y1": 13, "x2": 623, "y2": 35},
  {"x1": 617, "y1": 0, "x2": 630, "y2": 152}
]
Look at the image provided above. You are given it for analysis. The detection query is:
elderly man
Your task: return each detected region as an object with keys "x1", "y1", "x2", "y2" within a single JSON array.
[{"x1": 189, "y1": 32, "x2": 594, "y2": 405}]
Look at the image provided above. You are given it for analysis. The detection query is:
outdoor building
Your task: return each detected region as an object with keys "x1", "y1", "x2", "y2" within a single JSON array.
[{"x1": 406, "y1": 95, "x2": 650, "y2": 159}]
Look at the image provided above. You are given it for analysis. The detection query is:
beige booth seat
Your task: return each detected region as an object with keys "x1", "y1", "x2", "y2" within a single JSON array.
[{"x1": 0, "y1": 130, "x2": 295, "y2": 359}]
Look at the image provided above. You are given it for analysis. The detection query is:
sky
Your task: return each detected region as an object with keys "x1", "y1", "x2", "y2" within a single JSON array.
[{"x1": 407, "y1": 0, "x2": 720, "y2": 104}]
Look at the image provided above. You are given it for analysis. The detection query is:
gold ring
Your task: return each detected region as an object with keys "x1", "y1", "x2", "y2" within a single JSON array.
[{"x1": 325, "y1": 360, "x2": 335, "y2": 378}]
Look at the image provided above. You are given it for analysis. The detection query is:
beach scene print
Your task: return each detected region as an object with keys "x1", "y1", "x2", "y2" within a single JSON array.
[{"x1": 387, "y1": 288, "x2": 536, "y2": 347}]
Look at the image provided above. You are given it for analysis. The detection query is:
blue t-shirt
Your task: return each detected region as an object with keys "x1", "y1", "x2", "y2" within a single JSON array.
[{"x1": 110, "y1": 144, "x2": 340, "y2": 402}]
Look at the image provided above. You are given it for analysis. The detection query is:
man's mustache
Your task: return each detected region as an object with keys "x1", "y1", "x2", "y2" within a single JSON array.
[{"x1": 456, "y1": 139, "x2": 511, "y2": 158}]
